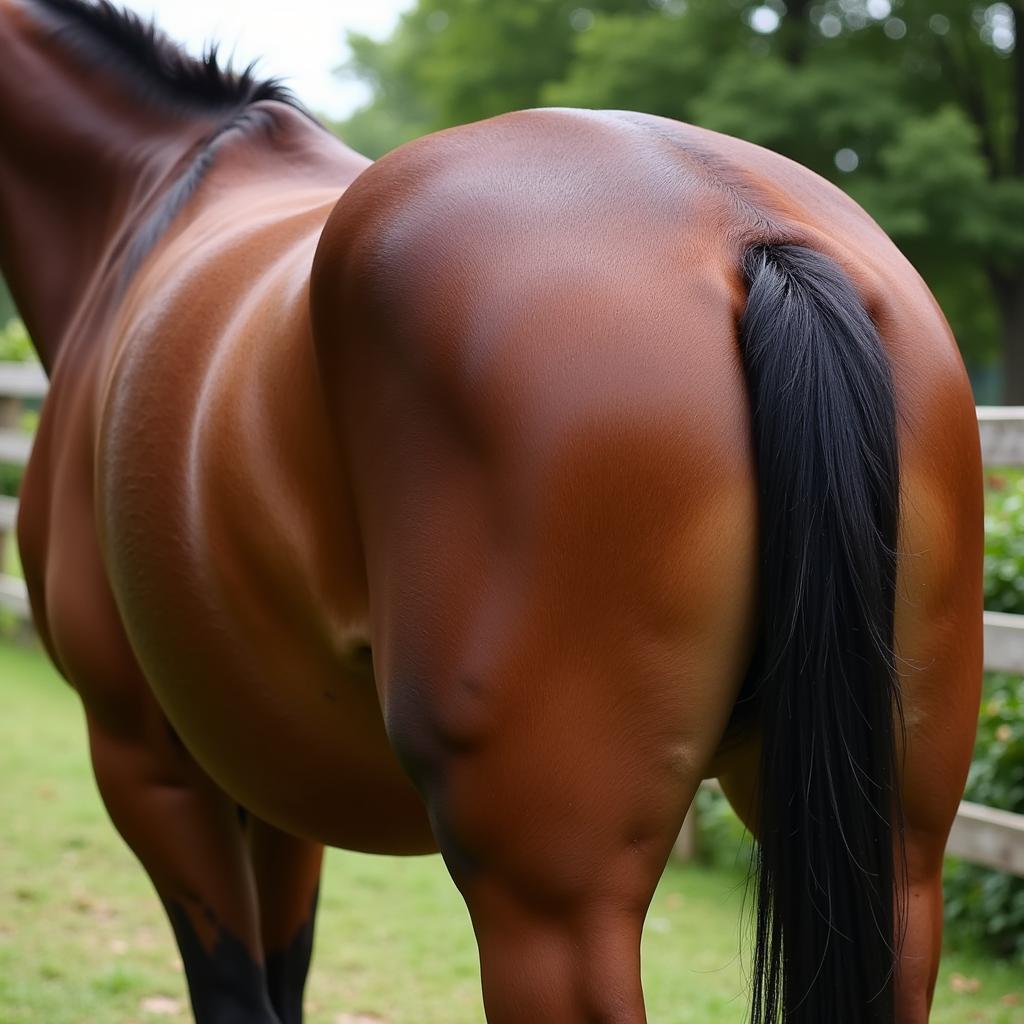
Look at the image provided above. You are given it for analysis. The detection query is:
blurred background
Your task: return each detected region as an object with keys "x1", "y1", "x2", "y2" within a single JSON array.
[{"x1": 2, "y1": 3, "x2": 1024, "y2": 1022}]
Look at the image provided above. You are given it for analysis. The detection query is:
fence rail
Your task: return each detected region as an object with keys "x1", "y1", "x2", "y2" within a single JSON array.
[
  {"x1": 0, "y1": 364, "x2": 1022, "y2": 874},
  {"x1": 0, "y1": 362, "x2": 44, "y2": 618},
  {"x1": 978, "y1": 406, "x2": 1024, "y2": 465}
]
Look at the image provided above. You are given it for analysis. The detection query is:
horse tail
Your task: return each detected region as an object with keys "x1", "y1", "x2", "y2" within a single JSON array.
[{"x1": 737, "y1": 243, "x2": 904, "y2": 1024}]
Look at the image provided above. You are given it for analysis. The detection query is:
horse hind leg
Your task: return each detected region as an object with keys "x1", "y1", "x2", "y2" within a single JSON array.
[
  {"x1": 404, "y1": 722, "x2": 691, "y2": 1022},
  {"x1": 83, "y1": 683, "x2": 284, "y2": 1023},
  {"x1": 385, "y1": 621, "x2": 747, "y2": 1022},
  {"x1": 246, "y1": 816, "x2": 323, "y2": 1024},
  {"x1": 889, "y1": 475, "x2": 983, "y2": 1023}
]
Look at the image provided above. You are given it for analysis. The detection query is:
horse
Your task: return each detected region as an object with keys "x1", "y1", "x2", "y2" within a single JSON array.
[{"x1": 0, "y1": 1, "x2": 983, "y2": 1021}]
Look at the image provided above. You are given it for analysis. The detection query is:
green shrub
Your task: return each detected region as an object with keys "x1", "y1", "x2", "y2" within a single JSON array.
[
  {"x1": 0, "y1": 319, "x2": 34, "y2": 363},
  {"x1": 943, "y1": 672, "x2": 1024, "y2": 964},
  {"x1": 0, "y1": 465, "x2": 21, "y2": 500},
  {"x1": 985, "y1": 471, "x2": 1024, "y2": 614},
  {"x1": 939, "y1": 470, "x2": 1024, "y2": 962}
]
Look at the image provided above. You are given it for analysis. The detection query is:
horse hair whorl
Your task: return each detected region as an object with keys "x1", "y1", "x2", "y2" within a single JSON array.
[{"x1": 738, "y1": 243, "x2": 905, "y2": 1024}]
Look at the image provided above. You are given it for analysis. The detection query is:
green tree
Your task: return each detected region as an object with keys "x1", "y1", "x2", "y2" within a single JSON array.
[
  {"x1": 333, "y1": 0, "x2": 639, "y2": 156},
  {"x1": 337, "y1": 1, "x2": 1024, "y2": 399}
]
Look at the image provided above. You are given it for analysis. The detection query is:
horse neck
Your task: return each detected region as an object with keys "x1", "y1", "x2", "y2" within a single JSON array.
[{"x1": 0, "y1": 2, "x2": 218, "y2": 371}]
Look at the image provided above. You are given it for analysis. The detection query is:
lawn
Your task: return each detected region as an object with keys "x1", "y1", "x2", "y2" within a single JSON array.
[{"x1": 1, "y1": 641, "x2": 1021, "y2": 1024}]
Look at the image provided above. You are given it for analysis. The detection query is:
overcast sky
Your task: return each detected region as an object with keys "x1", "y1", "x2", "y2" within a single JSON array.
[{"x1": 121, "y1": 0, "x2": 413, "y2": 119}]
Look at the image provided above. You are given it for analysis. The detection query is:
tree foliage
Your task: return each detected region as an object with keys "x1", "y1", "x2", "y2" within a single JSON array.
[
  {"x1": 336, "y1": 0, "x2": 1024, "y2": 398},
  {"x1": 334, "y1": 0, "x2": 635, "y2": 155}
]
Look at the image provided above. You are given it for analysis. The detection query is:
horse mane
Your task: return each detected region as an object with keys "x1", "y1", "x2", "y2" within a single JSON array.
[
  {"x1": 28, "y1": 0, "x2": 310, "y2": 117},
  {"x1": 26, "y1": 0, "x2": 326, "y2": 282}
]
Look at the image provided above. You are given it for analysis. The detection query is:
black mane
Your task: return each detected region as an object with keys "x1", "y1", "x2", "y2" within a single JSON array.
[
  {"x1": 30, "y1": 0, "x2": 309, "y2": 115},
  {"x1": 27, "y1": 0, "x2": 326, "y2": 282}
]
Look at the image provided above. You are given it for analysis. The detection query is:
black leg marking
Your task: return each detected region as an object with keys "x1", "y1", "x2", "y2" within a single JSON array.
[
  {"x1": 264, "y1": 887, "x2": 319, "y2": 1024},
  {"x1": 164, "y1": 900, "x2": 281, "y2": 1024}
]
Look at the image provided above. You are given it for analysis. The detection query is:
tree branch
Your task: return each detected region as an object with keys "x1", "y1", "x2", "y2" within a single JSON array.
[
  {"x1": 780, "y1": 0, "x2": 811, "y2": 66},
  {"x1": 1013, "y1": 6, "x2": 1024, "y2": 176}
]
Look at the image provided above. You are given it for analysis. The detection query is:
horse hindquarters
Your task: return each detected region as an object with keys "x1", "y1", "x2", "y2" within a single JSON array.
[{"x1": 315, "y1": 188, "x2": 765, "y2": 1019}]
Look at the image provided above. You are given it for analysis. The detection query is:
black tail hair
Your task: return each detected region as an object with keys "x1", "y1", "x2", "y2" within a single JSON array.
[{"x1": 738, "y1": 243, "x2": 904, "y2": 1024}]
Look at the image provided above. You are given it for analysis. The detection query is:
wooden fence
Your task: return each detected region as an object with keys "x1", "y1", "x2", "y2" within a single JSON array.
[
  {"x1": 0, "y1": 364, "x2": 1022, "y2": 875},
  {"x1": 0, "y1": 361, "x2": 44, "y2": 619}
]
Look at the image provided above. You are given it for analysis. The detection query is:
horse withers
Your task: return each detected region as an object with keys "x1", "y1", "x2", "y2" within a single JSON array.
[{"x1": 0, "y1": 1, "x2": 982, "y2": 1022}]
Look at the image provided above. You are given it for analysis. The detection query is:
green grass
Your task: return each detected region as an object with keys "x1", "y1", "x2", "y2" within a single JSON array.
[{"x1": 1, "y1": 642, "x2": 1022, "y2": 1023}]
